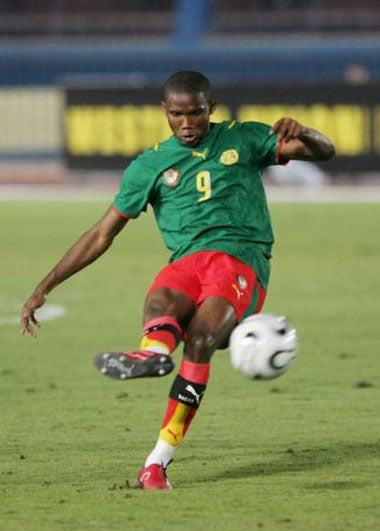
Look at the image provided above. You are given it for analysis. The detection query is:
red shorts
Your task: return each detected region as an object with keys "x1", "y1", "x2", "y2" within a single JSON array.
[{"x1": 148, "y1": 251, "x2": 266, "y2": 321}]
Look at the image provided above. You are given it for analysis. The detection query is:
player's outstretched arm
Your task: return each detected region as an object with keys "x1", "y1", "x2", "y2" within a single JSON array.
[
  {"x1": 21, "y1": 206, "x2": 128, "y2": 337},
  {"x1": 271, "y1": 117, "x2": 335, "y2": 162}
]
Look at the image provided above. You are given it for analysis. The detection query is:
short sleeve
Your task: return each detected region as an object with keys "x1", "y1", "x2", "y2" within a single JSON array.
[
  {"x1": 113, "y1": 158, "x2": 156, "y2": 219},
  {"x1": 241, "y1": 122, "x2": 280, "y2": 168}
]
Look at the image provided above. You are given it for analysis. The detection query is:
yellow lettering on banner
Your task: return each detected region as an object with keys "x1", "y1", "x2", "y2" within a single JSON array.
[
  {"x1": 65, "y1": 105, "x2": 171, "y2": 156},
  {"x1": 118, "y1": 106, "x2": 140, "y2": 156},
  {"x1": 212, "y1": 105, "x2": 232, "y2": 123},
  {"x1": 65, "y1": 104, "x2": 232, "y2": 157},
  {"x1": 135, "y1": 106, "x2": 171, "y2": 153},
  {"x1": 332, "y1": 105, "x2": 371, "y2": 156},
  {"x1": 372, "y1": 106, "x2": 380, "y2": 154},
  {"x1": 98, "y1": 106, "x2": 117, "y2": 155},
  {"x1": 65, "y1": 107, "x2": 97, "y2": 155},
  {"x1": 65, "y1": 103, "x2": 371, "y2": 158},
  {"x1": 237, "y1": 104, "x2": 370, "y2": 156},
  {"x1": 238, "y1": 105, "x2": 283, "y2": 126},
  {"x1": 307, "y1": 104, "x2": 330, "y2": 135}
]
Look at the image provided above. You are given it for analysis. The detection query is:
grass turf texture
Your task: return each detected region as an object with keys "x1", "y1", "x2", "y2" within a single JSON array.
[{"x1": 0, "y1": 200, "x2": 379, "y2": 531}]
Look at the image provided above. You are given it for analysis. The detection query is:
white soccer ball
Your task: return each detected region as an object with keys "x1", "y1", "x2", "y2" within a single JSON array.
[{"x1": 229, "y1": 313, "x2": 298, "y2": 380}]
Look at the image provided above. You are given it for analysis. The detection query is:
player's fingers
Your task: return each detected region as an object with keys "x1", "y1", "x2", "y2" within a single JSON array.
[
  {"x1": 269, "y1": 118, "x2": 285, "y2": 135},
  {"x1": 21, "y1": 307, "x2": 39, "y2": 337},
  {"x1": 21, "y1": 318, "x2": 36, "y2": 337},
  {"x1": 279, "y1": 120, "x2": 303, "y2": 142},
  {"x1": 21, "y1": 315, "x2": 31, "y2": 334},
  {"x1": 271, "y1": 118, "x2": 305, "y2": 144},
  {"x1": 271, "y1": 118, "x2": 294, "y2": 141},
  {"x1": 287, "y1": 120, "x2": 303, "y2": 138}
]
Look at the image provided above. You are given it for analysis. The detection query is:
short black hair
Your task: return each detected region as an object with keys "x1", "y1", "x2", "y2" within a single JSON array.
[{"x1": 163, "y1": 71, "x2": 213, "y2": 102}]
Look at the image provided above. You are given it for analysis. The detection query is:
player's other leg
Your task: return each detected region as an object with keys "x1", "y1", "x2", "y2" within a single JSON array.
[
  {"x1": 138, "y1": 296, "x2": 236, "y2": 489},
  {"x1": 94, "y1": 288, "x2": 196, "y2": 380}
]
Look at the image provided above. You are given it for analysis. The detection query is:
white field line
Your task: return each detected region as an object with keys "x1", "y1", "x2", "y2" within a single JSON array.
[{"x1": 0, "y1": 304, "x2": 66, "y2": 327}]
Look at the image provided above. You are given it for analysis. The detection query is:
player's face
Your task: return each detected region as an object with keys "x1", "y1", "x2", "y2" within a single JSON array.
[{"x1": 162, "y1": 91, "x2": 216, "y2": 147}]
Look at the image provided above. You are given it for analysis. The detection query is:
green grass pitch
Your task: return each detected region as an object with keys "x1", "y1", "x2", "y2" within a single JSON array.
[{"x1": 0, "y1": 199, "x2": 379, "y2": 531}]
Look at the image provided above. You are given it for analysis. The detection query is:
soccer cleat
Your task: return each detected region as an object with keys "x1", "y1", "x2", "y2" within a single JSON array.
[
  {"x1": 137, "y1": 463, "x2": 172, "y2": 490},
  {"x1": 94, "y1": 351, "x2": 174, "y2": 380}
]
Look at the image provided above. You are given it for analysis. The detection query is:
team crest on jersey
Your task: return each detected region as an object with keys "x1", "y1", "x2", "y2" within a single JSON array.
[
  {"x1": 220, "y1": 149, "x2": 239, "y2": 165},
  {"x1": 237, "y1": 274, "x2": 248, "y2": 289},
  {"x1": 161, "y1": 168, "x2": 181, "y2": 188}
]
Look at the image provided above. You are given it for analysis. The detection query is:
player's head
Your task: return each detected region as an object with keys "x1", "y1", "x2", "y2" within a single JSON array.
[
  {"x1": 162, "y1": 71, "x2": 217, "y2": 147},
  {"x1": 163, "y1": 71, "x2": 213, "y2": 102}
]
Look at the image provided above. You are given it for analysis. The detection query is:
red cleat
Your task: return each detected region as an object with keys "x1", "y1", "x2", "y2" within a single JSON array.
[{"x1": 137, "y1": 463, "x2": 172, "y2": 490}]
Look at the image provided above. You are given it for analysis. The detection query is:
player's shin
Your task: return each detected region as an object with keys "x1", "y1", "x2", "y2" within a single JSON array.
[{"x1": 144, "y1": 359, "x2": 210, "y2": 468}]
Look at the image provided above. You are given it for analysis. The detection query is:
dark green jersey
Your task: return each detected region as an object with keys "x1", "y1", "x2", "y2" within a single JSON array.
[{"x1": 113, "y1": 120, "x2": 281, "y2": 289}]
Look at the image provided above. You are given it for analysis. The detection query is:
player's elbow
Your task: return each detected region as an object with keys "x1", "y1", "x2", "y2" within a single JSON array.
[
  {"x1": 308, "y1": 141, "x2": 336, "y2": 162},
  {"x1": 82, "y1": 225, "x2": 114, "y2": 257},
  {"x1": 320, "y1": 141, "x2": 336, "y2": 161}
]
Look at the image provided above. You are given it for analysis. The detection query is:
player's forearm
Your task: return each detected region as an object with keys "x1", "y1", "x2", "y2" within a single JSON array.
[
  {"x1": 32, "y1": 228, "x2": 113, "y2": 297},
  {"x1": 299, "y1": 127, "x2": 336, "y2": 161}
]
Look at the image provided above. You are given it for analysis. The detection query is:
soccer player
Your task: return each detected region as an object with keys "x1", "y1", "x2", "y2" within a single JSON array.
[{"x1": 21, "y1": 71, "x2": 335, "y2": 490}]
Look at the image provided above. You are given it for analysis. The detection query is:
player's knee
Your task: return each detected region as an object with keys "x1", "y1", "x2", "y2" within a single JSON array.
[
  {"x1": 145, "y1": 297, "x2": 167, "y2": 318},
  {"x1": 185, "y1": 326, "x2": 218, "y2": 362},
  {"x1": 144, "y1": 288, "x2": 195, "y2": 323},
  {"x1": 144, "y1": 289, "x2": 177, "y2": 319}
]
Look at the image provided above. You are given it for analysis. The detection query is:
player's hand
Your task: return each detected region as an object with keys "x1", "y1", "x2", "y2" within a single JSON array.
[
  {"x1": 270, "y1": 117, "x2": 306, "y2": 143},
  {"x1": 21, "y1": 291, "x2": 46, "y2": 337}
]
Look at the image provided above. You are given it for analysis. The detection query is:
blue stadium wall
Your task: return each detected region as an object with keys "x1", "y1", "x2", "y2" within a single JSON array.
[{"x1": 2, "y1": 40, "x2": 380, "y2": 86}]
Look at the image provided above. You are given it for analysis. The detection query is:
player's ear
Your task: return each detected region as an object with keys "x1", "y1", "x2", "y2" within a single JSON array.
[{"x1": 161, "y1": 101, "x2": 168, "y2": 112}]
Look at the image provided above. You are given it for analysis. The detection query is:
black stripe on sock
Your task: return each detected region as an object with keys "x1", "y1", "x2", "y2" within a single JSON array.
[{"x1": 143, "y1": 323, "x2": 182, "y2": 344}]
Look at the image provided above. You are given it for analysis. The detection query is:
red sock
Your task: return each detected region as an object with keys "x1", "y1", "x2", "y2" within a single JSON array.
[
  {"x1": 159, "y1": 359, "x2": 210, "y2": 446},
  {"x1": 139, "y1": 316, "x2": 183, "y2": 355}
]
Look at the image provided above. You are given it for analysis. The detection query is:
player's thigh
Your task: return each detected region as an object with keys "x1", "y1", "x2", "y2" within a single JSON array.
[
  {"x1": 144, "y1": 256, "x2": 201, "y2": 325},
  {"x1": 184, "y1": 296, "x2": 236, "y2": 362}
]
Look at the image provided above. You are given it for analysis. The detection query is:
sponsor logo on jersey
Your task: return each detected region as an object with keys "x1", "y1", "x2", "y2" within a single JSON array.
[
  {"x1": 161, "y1": 168, "x2": 181, "y2": 188},
  {"x1": 231, "y1": 283, "x2": 243, "y2": 300},
  {"x1": 192, "y1": 147, "x2": 209, "y2": 160},
  {"x1": 220, "y1": 149, "x2": 239, "y2": 165}
]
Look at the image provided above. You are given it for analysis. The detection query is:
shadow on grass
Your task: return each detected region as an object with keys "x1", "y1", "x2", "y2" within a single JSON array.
[{"x1": 206, "y1": 440, "x2": 380, "y2": 485}]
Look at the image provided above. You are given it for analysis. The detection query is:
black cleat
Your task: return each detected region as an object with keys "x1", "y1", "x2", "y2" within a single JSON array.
[{"x1": 94, "y1": 351, "x2": 175, "y2": 380}]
